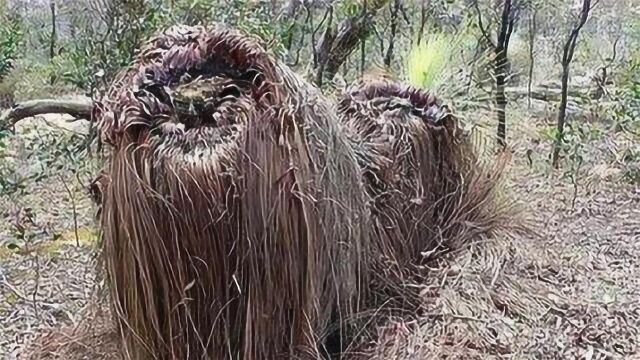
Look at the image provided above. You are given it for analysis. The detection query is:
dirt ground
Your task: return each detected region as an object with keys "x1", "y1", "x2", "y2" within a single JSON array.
[{"x1": 0, "y1": 111, "x2": 638, "y2": 359}]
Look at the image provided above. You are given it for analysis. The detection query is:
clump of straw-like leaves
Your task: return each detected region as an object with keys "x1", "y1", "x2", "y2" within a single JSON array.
[
  {"x1": 93, "y1": 24, "x2": 510, "y2": 360},
  {"x1": 338, "y1": 79, "x2": 511, "y2": 310},
  {"x1": 94, "y1": 24, "x2": 370, "y2": 359}
]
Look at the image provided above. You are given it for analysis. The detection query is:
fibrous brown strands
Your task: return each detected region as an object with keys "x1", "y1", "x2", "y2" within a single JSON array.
[
  {"x1": 94, "y1": 24, "x2": 370, "y2": 359},
  {"x1": 338, "y1": 79, "x2": 511, "y2": 310},
  {"x1": 93, "y1": 24, "x2": 510, "y2": 360}
]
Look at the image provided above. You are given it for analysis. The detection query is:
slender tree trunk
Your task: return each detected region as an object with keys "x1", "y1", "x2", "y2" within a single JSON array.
[
  {"x1": 49, "y1": 0, "x2": 56, "y2": 85},
  {"x1": 384, "y1": 0, "x2": 400, "y2": 67},
  {"x1": 495, "y1": 0, "x2": 513, "y2": 148},
  {"x1": 553, "y1": 63, "x2": 571, "y2": 166},
  {"x1": 495, "y1": 49, "x2": 508, "y2": 148},
  {"x1": 417, "y1": 0, "x2": 427, "y2": 44},
  {"x1": 360, "y1": 36, "x2": 366, "y2": 76},
  {"x1": 314, "y1": 6, "x2": 334, "y2": 87},
  {"x1": 552, "y1": 0, "x2": 593, "y2": 167},
  {"x1": 527, "y1": 8, "x2": 537, "y2": 109},
  {"x1": 361, "y1": 0, "x2": 368, "y2": 75}
]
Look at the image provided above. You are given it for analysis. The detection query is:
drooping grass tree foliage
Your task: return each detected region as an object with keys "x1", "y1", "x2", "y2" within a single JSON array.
[
  {"x1": 337, "y1": 79, "x2": 510, "y2": 312},
  {"x1": 92, "y1": 23, "x2": 508, "y2": 359},
  {"x1": 94, "y1": 24, "x2": 371, "y2": 359}
]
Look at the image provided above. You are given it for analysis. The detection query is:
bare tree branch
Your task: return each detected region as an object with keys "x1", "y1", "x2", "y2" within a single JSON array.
[
  {"x1": 312, "y1": 4, "x2": 333, "y2": 68},
  {"x1": 288, "y1": 4, "x2": 312, "y2": 67},
  {"x1": 0, "y1": 98, "x2": 94, "y2": 130},
  {"x1": 314, "y1": 6, "x2": 335, "y2": 86},
  {"x1": 473, "y1": 0, "x2": 496, "y2": 49},
  {"x1": 314, "y1": 0, "x2": 390, "y2": 86}
]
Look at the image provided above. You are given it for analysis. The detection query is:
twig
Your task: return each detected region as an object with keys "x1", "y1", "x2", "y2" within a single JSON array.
[
  {"x1": 570, "y1": 158, "x2": 583, "y2": 211},
  {"x1": 425, "y1": 312, "x2": 489, "y2": 323},
  {"x1": 1, "y1": 274, "x2": 30, "y2": 301},
  {"x1": 1, "y1": 274, "x2": 62, "y2": 309},
  {"x1": 473, "y1": 0, "x2": 496, "y2": 49},
  {"x1": 59, "y1": 173, "x2": 80, "y2": 246},
  {"x1": 33, "y1": 253, "x2": 40, "y2": 320},
  {"x1": 311, "y1": 5, "x2": 332, "y2": 68}
]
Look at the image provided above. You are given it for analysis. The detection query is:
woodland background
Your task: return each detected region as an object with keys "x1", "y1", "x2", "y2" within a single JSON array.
[{"x1": 0, "y1": 0, "x2": 639, "y2": 358}]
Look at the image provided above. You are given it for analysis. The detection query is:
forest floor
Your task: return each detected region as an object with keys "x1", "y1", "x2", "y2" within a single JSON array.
[{"x1": 0, "y1": 105, "x2": 638, "y2": 359}]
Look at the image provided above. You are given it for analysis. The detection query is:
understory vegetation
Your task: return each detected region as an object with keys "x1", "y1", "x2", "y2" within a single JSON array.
[{"x1": 0, "y1": 0, "x2": 638, "y2": 358}]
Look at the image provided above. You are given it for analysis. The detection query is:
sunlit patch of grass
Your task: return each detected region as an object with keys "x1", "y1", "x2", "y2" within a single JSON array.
[
  {"x1": 405, "y1": 25, "x2": 501, "y2": 156},
  {"x1": 57, "y1": 226, "x2": 98, "y2": 244},
  {"x1": 0, "y1": 225, "x2": 98, "y2": 260},
  {"x1": 3, "y1": 291, "x2": 18, "y2": 305}
]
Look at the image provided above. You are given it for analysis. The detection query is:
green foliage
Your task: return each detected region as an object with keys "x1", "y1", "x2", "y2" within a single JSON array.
[
  {"x1": 407, "y1": 34, "x2": 456, "y2": 90},
  {"x1": 50, "y1": 51, "x2": 94, "y2": 91},
  {"x1": 0, "y1": 4, "x2": 22, "y2": 106},
  {"x1": 224, "y1": 0, "x2": 290, "y2": 58},
  {"x1": 337, "y1": 0, "x2": 363, "y2": 17},
  {"x1": 158, "y1": 0, "x2": 216, "y2": 25},
  {"x1": 540, "y1": 124, "x2": 560, "y2": 143},
  {"x1": 0, "y1": 128, "x2": 91, "y2": 197},
  {"x1": 32, "y1": 0, "x2": 290, "y2": 94},
  {"x1": 0, "y1": 12, "x2": 22, "y2": 82},
  {"x1": 541, "y1": 120, "x2": 600, "y2": 174},
  {"x1": 620, "y1": 147, "x2": 640, "y2": 184},
  {"x1": 610, "y1": 58, "x2": 640, "y2": 134},
  {"x1": 46, "y1": 1, "x2": 161, "y2": 94},
  {"x1": 405, "y1": 20, "x2": 479, "y2": 95}
]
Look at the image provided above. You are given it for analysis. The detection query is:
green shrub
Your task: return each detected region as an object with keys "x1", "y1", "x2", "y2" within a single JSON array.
[
  {"x1": 609, "y1": 58, "x2": 640, "y2": 134},
  {"x1": 0, "y1": 9, "x2": 22, "y2": 82},
  {"x1": 0, "y1": 4, "x2": 23, "y2": 105}
]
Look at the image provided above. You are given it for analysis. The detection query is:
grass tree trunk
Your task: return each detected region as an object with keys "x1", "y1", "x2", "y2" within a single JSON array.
[{"x1": 552, "y1": 0, "x2": 593, "y2": 168}]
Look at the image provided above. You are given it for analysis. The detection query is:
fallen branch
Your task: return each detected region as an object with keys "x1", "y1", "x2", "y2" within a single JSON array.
[
  {"x1": 506, "y1": 86, "x2": 599, "y2": 102},
  {"x1": 0, "y1": 97, "x2": 94, "y2": 130}
]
